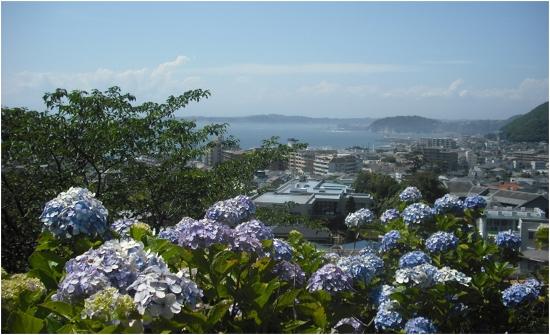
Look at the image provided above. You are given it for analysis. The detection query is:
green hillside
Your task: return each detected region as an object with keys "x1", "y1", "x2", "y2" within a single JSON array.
[{"x1": 501, "y1": 102, "x2": 549, "y2": 142}]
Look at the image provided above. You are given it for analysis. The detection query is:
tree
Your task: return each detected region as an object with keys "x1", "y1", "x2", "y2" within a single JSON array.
[
  {"x1": 1, "y1": 87, "x2": 299, "y2": 272},
  {"x1": 404, "y1": 171, "x2": 447, "y2": 203},
  {"x1": 353, "y1": 171, "x2": 401, "y2": 214}
]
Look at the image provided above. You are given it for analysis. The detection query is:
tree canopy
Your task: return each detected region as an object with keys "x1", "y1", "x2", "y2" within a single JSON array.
[{"x1": 1, "y1": 87, "x2": 299, "y2": 272}]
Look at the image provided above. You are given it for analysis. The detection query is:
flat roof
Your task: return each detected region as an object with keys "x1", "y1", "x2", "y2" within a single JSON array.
[{"x1": 253, "y1": 192, "x2": 314, "y2": 205}]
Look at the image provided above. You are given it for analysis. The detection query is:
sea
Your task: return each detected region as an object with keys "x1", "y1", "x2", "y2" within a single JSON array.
[{"x1": 195, "y1": 120, "x2": 392, "y2": 150}]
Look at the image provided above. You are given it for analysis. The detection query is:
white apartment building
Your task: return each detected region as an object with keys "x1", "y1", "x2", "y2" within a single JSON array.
[{"x1": 313, "y1": 154, "x2": 363, "y2": 175}]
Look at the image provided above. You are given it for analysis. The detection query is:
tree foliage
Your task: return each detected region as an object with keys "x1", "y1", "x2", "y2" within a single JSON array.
[
  {"x1": 501, "y1": 102, "x2": 548, "y2": 142},
  {"x1": 1, "y1": 87, "x2": 298, "y2": 272}
]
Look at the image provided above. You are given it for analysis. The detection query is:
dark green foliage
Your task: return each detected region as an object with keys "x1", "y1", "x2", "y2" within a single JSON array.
[
  {"x1": 368, "y1": 115, "x2": 441, "y2": 133},
  {"x1": 501, "y1": 102, "x2": 549, "y2": 142},
  {"x1": 353, "y1": 171, "x2": 401, "y2": 214},
  {"x1": 404, "y1": 171, "x2": 447, "y2": 204},
  {"x1": 1, "y1": 87, "x2": 298, "y2": 272}
]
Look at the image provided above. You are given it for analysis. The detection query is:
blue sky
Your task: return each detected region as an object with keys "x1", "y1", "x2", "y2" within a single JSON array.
[{"x1": 2, "y1": 1, "x2": 548, "y2": 119}]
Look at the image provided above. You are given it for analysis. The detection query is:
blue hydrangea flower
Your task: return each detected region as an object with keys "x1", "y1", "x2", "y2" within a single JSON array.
[
  {"x1": 157, "y1": 217, "x2": 196, "y2": 244},
  {"x1": 401, "y1": 203, "x2": 434, "y2": 226},
  {"x1": 128, "y1": 266, "x2": 203, "y2": 320},
  {"x1": 205, "y1": 195, "x2": 256, "y2": 226},
  {"x1": 111, "y1": 218, "x2": 139, "y2": 237},
  {"x1": 374, "y1": 307, "x2": 403, "y2": 331},
  {"x1": 177, "y1": 219, "x2": 234, "y2": 250},
  {"x1": 380, "y1": 208, "x2": 400, "y2": 224},
  {"x1": 306, "y1": 264, "x2": 353, "y2": 294},
  {"x1": 371, "y1": 284, "x2": 395, "y2": 308},
  {"x1": 434, "y1": 267, "x2": 471, "y2": 286},
  {"x1": 399, "y1": 187, "x2": 422, "y2": 203},
  {"x1": 52, "y1": 267, "x2": 111, "y2": 304},
  {"x1": 495, "y1": 231, "x2": 521, "y2": 250},
  {"x1": 433, "y1": 194, "x2": 463, "y2": 215},
  {"x1": 380, "y1": 230, "x2": 401, "y2": 253},
  {"x1": 272, "y1": 239, "x2": 293, "y2": 261},
  {"x1": 425, "y1": 231, "x2": 459, "y2": 253},
  {"x1": 336, "y1": 253, "x2": 384, "y2": 285},
  {"x1": 399, "y1": 251, "x2": 431, "y2": 268},
  {"x1": 404, "y1": 317, "x2": 438, "y2": 334},
  {"x1": 462, "y1": 195, "x2": 487, "y2": 210},
  {"x1": 234, "y1": 219, "x2": 273, "y2": 240},
  {"x1": 502, "y1": 279, "x2": 541, "y2": 308},
  {"x1": 40, "y1": 187, "x2": 109, "y2": 240},
  {"x1": 345, "y1": 208, "x2": 375, "y2": 228},
  {"x1": 273, "y1": 261, "x2": 306, "y2": 286},
  {"x1": 395, "y1": 263, "x2": 439, "y2": 289},
  {"x1": 333, "y1": 317, "x2": 365, "y2": 333}
]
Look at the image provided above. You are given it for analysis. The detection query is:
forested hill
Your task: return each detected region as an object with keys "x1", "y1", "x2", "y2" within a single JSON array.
[
  {"x1": 367, "y1": 115, "x2": 509, "y2": 135},
  {"x1": 501, "y1": 102, "x2": 549, "y2": 142}
]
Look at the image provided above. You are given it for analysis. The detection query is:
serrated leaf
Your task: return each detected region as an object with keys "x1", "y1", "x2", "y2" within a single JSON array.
[
  {"x1": 207, "y1": 299, "x2": 232, "y2": 325},
  {"x1": 40, "y1": 301, "x2": 75, "y2": 321}
]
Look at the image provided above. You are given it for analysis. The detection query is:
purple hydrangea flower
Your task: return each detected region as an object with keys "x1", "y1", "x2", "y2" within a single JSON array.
[
  {"x1": 404, "y1": 317, "x2": 438, "y2": 334},
  {"x1": 433, "y1": 194, "x2": 463, "y2": 215},
  {"x1": 336, "y1": 253, "x2": 384, "y2": 285},
  {"x1": 234, "y1": 219, "x2": 273, "y2": 240},
  {"x1": 205, "y1": 195, "x2": 256, "y2": 226},
  {"x1": 273, "y1": 261, "x2": 306, "y2": 286},
  {"x1": 380, "y1": 208, "x2": 400, "y2": 224},
  {"x1": 158, "y1": 217, "x2": 196, "y2": 244},
  {"x1": 401, "y1": 203, "x2": 434, "y2": 226},
  {"x1": 40, "y1": 187, "x2": 109, "y2": 240},
  {"x1": 272, "y1": 239, "x2": 293, "y2": 261},
  {"x1": 425, "y1": 231, "x2": 459, "y2": 253},
  {"x1": 462, "y1": 195, "x2": 487, "y2": 210},
  {"x1": 374, "y1": 307, "x2": 403, "y2": 331},
  {"x1": 495, "y1": 231, "x2": 521, "y2": 250},
  {"x1": 345, "y1": 208, "x2": 375, "y2": 228},
  {"x1": 380, "y1": 230, "x2": 401, "y2": 253},
  {"x1": 502, "y1": 278, "x2": 541, "y2": 308},
  {"x1": 399, "y1": 187, "x2": 422, "y2": 203},
  {"x1": 306, "y1": 264, "x2": 353, "y2": 294},
  {"x1": 231, "y1": 229, "x2": 264, "y2": 255},
  {"x1": 177, "y1": 219, "x2": 234, "y2": 250},
  {"x1": 333, "y1": 317, "x2": 365, "y2": 333},
  {"x1": 399, "y1": 251, "x2": 431, "y2": 268}
]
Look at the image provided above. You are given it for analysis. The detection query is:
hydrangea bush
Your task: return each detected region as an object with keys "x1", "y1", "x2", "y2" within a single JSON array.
[{"x1": 1, "y1": 187, "x2": 547, "y2": 333}]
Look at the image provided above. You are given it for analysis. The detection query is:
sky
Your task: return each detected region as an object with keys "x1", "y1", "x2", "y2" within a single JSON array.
[{"x1": 1, "y1": 1, "x2": 548, "y2": 119}]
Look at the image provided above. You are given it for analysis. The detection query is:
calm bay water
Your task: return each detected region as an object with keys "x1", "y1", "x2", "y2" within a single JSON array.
[{"x1": 196, "y1": 121, "x2": 390, "y2": 149}]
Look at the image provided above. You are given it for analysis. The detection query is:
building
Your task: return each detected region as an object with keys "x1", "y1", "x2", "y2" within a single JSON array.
[
  {"x1": 420, "y1": 147, "x2": 459, "y2": 171},
  {"x1": 253, "y1": 178, "x2": 374, "y2": 220},
  {"x1": 313, "y1": 154, "x2": 362, "y2": 175},
  {"x1": 202, "y1": 138, "x2": 223, "y2": 167},
  {"x1": 419, "y1": 137, "x2": 457, "y2": 149},
  {"x1": 289, "y1": 149, "x2": 337, "y2": 174}
]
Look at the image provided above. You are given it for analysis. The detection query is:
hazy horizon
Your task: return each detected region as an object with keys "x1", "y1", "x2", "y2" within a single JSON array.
[{"x1": 2, "y1": 2, "x2": 548, "y2": 120}]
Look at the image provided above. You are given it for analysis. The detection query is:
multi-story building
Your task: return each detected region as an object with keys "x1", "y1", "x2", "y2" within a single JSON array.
[
  {"x1": 253, "y1": 178, "x2": 374, "y2": 220},
  {"x1": 289, "y1": 149, "x2": 337, "y2": 174},
  {"x1": 420, "y1": 147, "x2": 459, "y2": 171},
  {"x1": 202, "y1": 138, "x2": 223, "y2": 167},
  {"x1": 419, "y1": 137, "x2": 457, "y2": 149},
  {"x1": 313, "y1": 154, "x2": 362, "y2": 175}
]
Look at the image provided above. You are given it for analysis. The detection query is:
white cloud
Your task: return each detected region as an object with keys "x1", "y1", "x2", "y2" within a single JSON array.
[
  {"x1": 192, "y1": 63, "x2": 408, "y2": 76},
  {"x1": 459, "y1": 78, "x2": 549, "y2": 100}
]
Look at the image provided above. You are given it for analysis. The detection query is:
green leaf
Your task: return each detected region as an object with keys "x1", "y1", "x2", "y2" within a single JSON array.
[
  {"x1": 275, "y1": 289, "x2": 301, "y2": 311},
  {"x1": 99, "y1": 325, "x2": 120, "y2": 333},
  {"x1": 39, "y1": 301, "x2": 75, "y2": 321},
  {"x1": 207, "y1": 299, "x2": 232, "y2": 325},
  {"x1": 56, "y1": 324, "x2": 78, "y2": 334},
  {"x1": 8, "y1": 311, "x2": 45, "y2": 333},
  {"x1": 211, "y1": 250, "x2": 239, "y2": 275},
  {"x1": 282, "y1": 320, "x2": 309, "y2": 332}
]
